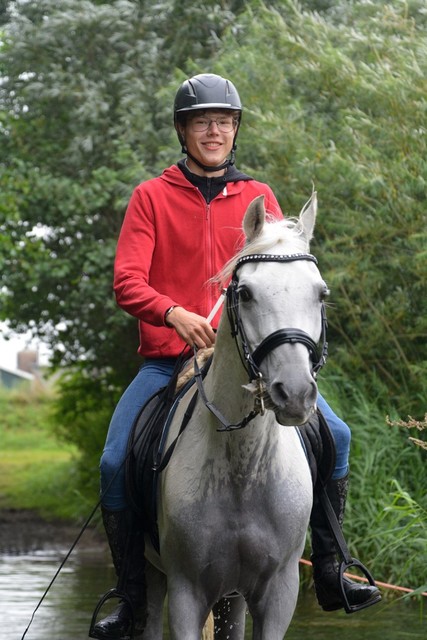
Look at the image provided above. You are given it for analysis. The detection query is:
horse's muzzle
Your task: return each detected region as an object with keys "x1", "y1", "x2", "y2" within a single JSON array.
[
  {"x1": 269, "y1": 379, "x2": 318, "y2": 426},
  {"x1": 274, "y1": 404, "x2": 317, "y2": 426}
]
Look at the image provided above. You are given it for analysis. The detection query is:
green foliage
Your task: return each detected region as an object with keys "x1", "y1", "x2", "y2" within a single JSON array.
[
  {"x1": 317, "y1": 372, "x2": 427, "y2": 592},
  {"x1": 50, "y1": 366, "x2": 121, "y2": 496},
  {"x1": 379, "y1": 481, "x2": 427, "y2": 592},
  {"x1": 0, "y1": 0, "x2": 247, "y2": 474},
  {"x1": 0, "y1": 384, "x2": 53, "y2": 430},
  {"x1": 2, "y1": 0, "x2": 425, "y2": 414},
  {"x1": 216, "y1": 0, "x2": 427, "y2": 415},
  {"x1": 0, "y1": 0, "x2": 427, "y2": 414},
  {"x1": 0, "y1": 0, "x2": 11, "y2": 26},
  {"x1": 0, "y1": 0, "x2": 241, "y2": 375},
  {"x1": 387, "y1": 413, "x2": 427, "y2": 450}
]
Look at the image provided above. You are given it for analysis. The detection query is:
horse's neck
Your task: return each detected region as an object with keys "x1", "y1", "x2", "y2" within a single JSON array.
[
  {"x1": 204, "y1": 320, "x2": 251, "y2": 424},
  {"x1": 203, "y1": 317, "x2": 276, "y2": 441},
  {"x1": 198, "y1": 329, "x2": 284, "y2": 478}
]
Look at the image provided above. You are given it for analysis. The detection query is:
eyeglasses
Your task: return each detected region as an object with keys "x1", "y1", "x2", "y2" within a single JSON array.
[{"x1": 190, "y1": 116, "x2": 238, "y2": 133}]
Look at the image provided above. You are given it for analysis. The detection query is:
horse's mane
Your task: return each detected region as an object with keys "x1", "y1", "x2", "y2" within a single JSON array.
[{"x1": 217, "y1": 214, "x2": 305, "y2": 285}]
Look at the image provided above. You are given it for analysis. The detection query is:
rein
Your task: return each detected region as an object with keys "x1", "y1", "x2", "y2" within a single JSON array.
[
  {"x1": 193, "y1": 348, "x2": 259, "y2": 432},
  {"x1": 196, "y1": 252, "x2": 328, "y2": 432}
]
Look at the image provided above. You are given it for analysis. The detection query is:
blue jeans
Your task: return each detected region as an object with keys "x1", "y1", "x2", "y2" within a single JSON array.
[
  {"x1": 317, "y1": 394, "x2": 351, "y2": 480},
  {"x1": 100, "y1": 358, "x2": 178, "y2": 511},
  {"x1": 100, "y1": 360, "x2": 350, "y2": 510}
]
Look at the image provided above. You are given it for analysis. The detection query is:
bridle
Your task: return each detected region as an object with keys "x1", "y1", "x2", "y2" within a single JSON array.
[
  {"x1": 227, "y1": 252, "x2": 328, "y2": 383},
  {"x1": 194, "y1": 251, "x2": 328, "y2": 431}
]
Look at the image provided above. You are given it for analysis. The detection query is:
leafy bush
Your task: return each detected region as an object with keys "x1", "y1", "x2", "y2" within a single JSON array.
[{"x1": 215, "y1": 0, "x2": 427, "y2": 416}]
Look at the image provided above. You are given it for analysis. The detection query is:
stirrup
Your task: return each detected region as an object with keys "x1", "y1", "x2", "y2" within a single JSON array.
[
  {"x1": 88, "y1": 587, "x2": 135, "y2": 639},
  {"x1": 338, "y1": 558, "x2": 381, "y2": 614}
]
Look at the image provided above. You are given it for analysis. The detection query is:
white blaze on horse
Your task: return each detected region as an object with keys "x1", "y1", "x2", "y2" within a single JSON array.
[{"x1": 144, "y1": 193, "x2": 329, "y2": 640}]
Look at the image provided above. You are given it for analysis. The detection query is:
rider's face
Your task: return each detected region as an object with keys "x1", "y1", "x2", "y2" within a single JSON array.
[{"x1": 178, "y1": 109, "x2": 238, "y2": 177}]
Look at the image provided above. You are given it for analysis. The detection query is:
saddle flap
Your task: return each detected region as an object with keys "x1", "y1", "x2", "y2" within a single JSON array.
[{"x1": 297, "y1": 409, "x2": 336, "y2": 487}]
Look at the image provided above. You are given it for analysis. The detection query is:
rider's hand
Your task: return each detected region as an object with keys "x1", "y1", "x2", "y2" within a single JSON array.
[{"x1": 165, "y1": 306, "x2": 216, "y2": 349}]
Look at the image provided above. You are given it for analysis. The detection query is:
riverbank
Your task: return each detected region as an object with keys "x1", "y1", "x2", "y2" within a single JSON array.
[
  {"x1": 0, "y1": 508, "x2": 105, "y2": 554},
  {"x1": 0, "y1": 386, "x2": 91, "y2": 521}
]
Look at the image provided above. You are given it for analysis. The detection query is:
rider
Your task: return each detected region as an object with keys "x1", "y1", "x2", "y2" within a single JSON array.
[{"x1": 91, "y1": 73, "x2": 380, "y2": 640}]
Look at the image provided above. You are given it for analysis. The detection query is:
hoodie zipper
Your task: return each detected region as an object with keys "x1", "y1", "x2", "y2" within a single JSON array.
[
  {"x1": 205, "y1": 201, "x2": 215, "y2": 312},
  {"x1": 205, "y1": 178, "x2": 215, "y2": 312}
]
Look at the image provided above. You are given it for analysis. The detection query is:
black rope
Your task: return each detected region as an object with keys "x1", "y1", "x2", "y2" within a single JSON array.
[{"x1": 21, "y1": 494, "x2": 102, "y2": 639}]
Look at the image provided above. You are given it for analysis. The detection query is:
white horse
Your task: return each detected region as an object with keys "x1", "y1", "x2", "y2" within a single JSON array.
[{"x1": 143, "y1": 193, "x2": 329, "y2": 639}]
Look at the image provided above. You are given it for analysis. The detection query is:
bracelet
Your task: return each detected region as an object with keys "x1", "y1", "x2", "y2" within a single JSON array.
[{"x1": 164, "y1": 305, "x2": 177, "y2": 327}]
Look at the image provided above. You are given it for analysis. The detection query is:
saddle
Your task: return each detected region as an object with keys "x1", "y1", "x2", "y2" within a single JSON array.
[
  {"x1": 125, "y1": 357, "x2": 336, "y2": 553},
  {"x1": 125, "y1": 351, "x2": 213, "y2": 551}
]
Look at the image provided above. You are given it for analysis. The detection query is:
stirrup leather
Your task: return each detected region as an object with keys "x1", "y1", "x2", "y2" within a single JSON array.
[{"x1": 318, "y1": 479, "x2": 381, "y2": 614}]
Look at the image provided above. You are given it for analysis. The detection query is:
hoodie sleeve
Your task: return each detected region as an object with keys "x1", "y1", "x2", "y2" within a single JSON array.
[{"x1": 113, "y1": 184, "x2": 177, "y2": 326}]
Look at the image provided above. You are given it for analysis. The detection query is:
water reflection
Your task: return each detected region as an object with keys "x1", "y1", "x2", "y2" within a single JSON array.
[
  {"x1": 1, "y1": 532, "x2": 425, "y2": 640},
  {"x1": 287, "y1": 593, "x2": 426, "y2": 640},
  {"x1": 2, "y1": 544, "x2": 112, "y2": 639}
]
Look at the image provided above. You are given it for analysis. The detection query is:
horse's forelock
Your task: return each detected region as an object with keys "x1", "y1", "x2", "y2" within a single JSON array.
[{"x1": 216, "y1": 215, "x2": 302, "y2": 285}]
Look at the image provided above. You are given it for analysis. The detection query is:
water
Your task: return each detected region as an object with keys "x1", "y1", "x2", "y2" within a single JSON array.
[{"x1": 1, "y1": 523, "x2": 425, "y2": 640}]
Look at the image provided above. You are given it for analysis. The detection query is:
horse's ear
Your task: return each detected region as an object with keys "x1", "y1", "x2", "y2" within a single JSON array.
[
  {"x1": 299, "y1": 191, "x2": 317, "y2": 241},
  {"x1": 243, "y1": 195, "x2": 265, "y2": 242}
]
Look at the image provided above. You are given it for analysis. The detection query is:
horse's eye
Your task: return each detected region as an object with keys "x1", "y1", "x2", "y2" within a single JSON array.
[{"x1": 238, "y1": 286, "x2": 252, "y2": 303}]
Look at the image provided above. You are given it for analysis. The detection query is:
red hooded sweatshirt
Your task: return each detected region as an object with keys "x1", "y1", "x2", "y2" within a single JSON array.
[{"x1": 114, "y1": 164, "x2": 282, "y2": 358}]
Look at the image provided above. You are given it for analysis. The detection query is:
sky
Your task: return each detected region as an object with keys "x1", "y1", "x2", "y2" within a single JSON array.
[{"x1": 0, "y1": 322, "x2": 51, "y2": 370}]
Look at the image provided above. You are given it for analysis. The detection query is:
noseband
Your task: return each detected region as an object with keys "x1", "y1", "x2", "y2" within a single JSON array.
[{"x1": 226, "y1": 253, "x2": 329, "y2": 382}]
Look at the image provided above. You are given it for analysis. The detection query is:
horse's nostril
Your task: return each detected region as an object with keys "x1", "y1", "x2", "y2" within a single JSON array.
[
  {"x1": 272, "y1": 382, "x2": 289, "y2": 404},
  {"x1": 271, "y1": 378, "x2": 317, "y2": 410}
]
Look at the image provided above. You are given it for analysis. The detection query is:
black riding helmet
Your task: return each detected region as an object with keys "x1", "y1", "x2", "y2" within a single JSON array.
[{"x1": 174, "y1": 73, "x2": 242, "y2": 172}]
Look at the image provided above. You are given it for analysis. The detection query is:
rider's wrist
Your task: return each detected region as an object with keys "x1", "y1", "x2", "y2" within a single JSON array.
[{"x1": 164, "y1": 305, "x2": 179, "y2": 327}]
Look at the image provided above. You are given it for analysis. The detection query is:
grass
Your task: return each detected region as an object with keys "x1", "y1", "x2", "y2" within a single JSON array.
[
  {"x1": 317, "y1": 369, "x2": 427, "y2": 595},
  {"x1": 0, "y1": 385, "x2": 86, "y2": 521}
]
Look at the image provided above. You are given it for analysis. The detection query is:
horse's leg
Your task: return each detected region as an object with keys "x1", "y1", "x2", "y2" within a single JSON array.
[
  {"x1": 213, "y1": 596, "x2": 246, "y2": 640},
  {"x1": 140, "y1": 562, "x2": 166, "y2": 640},
  {"x1": 167, "y1": 581, "x2": 212, "y2": 640},
  {"x1": 248, "y1": 566, "x2": 300, "y2": 640}
]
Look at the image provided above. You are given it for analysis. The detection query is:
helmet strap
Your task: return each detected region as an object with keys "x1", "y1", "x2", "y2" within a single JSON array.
[
  {"x1": 184, "y1": 149, "x2": 232, "y2": 173},
  {"x1": 182, "y1": 141, "x2": 237, "y2": 174}
]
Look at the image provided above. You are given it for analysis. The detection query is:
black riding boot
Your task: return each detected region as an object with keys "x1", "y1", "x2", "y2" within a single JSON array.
[
  {"x1": 90, "y1": 508, "x2": 147, "y2": 640},
  {"x1": 310, "y1": 474, "x2": 381, "y2": 613}
]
